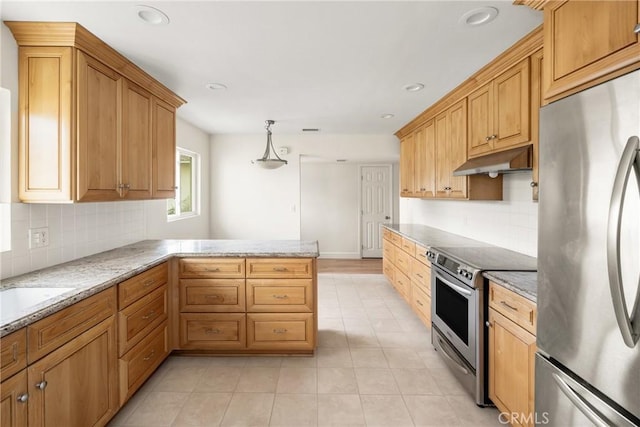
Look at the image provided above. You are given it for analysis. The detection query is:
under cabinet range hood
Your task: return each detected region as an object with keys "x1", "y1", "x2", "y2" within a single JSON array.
[{"x1": 453, "y1": 144, "x2": 533, "y2": 176}]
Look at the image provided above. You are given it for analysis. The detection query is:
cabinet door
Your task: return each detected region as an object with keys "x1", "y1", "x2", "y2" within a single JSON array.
[
  {"x1": 544, "y1": 0, "x2": 640, "y2": 100},
  {"x1": 28, "y1": 317, "x2": 118, "y2": 427},
  {"x1": 447, "y1": 100, "x2": 468, "y2": 199},
  {"x1": 434, "y1": 110, "x2": 449, "y2": 197},
  {"x1": 77, "y1": 51, "x2": 122, "y2": 202},
  {"x1": 399, "y1": 134, "x2": 415, "y2": 197},
  {"x1": 0, "y1": 370, "x2": 28, "y2": 427},
  {"x1": 489, "y1": 309, "x2": 536, "y2": 427},
  {"x1": 467, "y1": 83, "x2": 493, "y2": 158},
  {"x1": 121, "y1": 81, "x2": 152, "y2": 200},
  {"x1": 152, "y1": 98, "x2": 177, "y2": 199},
  {"x1": 493, "y1": 58, "x2": 530, "y2": 151},
  {"x1": 529, "y1": 49, "x2": 544, "y2": 201},
  {"x1": 415, "y1": 121, "x2": 436, "y2": 198}
]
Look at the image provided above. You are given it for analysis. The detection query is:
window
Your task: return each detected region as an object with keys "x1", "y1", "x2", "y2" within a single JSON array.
[{"x1": 167, "y1": 148, "x2": 200, "y2": 220}]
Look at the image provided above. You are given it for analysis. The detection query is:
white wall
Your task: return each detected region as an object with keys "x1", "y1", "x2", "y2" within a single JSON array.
[
  {"x1": 399, "y1": 173, "x2": 538, "y2": 256},
  {"x1": 0, "y1": 27, "x2": 211, "y2": 280},
  {"x1": 209, "y1": 133, "x2": 399, "y2": 241}
]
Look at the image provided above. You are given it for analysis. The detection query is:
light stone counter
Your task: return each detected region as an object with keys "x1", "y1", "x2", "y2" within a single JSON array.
[{"x1": 0, "y1": 239, "x2": 319, "y2": 337}]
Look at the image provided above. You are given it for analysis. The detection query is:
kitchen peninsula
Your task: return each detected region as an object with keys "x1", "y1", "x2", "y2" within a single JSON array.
[{"x1": 0, "y1": 240, "x2": 319, "y2": 426}]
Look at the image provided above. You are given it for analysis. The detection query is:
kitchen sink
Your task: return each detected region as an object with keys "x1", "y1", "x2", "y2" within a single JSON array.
[{"x1": 0, "y1": 287, "x2": 75, "y2": 322}]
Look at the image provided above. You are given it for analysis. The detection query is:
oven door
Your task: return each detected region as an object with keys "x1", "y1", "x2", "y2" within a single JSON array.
[{"x1": 431, "y1": 266, "x2": 477, "y2": 369}]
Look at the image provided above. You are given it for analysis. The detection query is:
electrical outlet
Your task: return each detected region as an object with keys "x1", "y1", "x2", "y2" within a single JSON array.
[{"x1": 29, "y1": 227, "x2": 49, "y2": 249}]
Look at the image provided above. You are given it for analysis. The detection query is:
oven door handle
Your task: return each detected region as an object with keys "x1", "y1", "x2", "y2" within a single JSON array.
[
  {"x1": 438, "y1": 275, "x2": 472, "y2": 297},
  {"x1": 435, "y1": 334, "x2": 469, "y2": 375}
]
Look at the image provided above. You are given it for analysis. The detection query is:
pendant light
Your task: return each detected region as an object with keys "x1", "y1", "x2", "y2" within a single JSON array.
[{"x1": 252, "y1": 120, "x2": 287, "y2": 169}]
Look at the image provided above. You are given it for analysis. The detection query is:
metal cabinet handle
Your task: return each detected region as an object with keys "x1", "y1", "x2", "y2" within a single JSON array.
[
  {"x1": 485, "y1": 321, "x2": 493, "y2": 328},
  {"x1": 204, "y1": 328, "x2": 221, "y2": 334},
  {"x1": 35, "y1": 381, "x2": 47, "y2": 390},
  {"x1": 552, "y1": 373, "x2": 609, "y2": 427},
  {"x1": 500, "y1": 301, "x2": 519, "y2": 312},
  {"x1": 143, "y1": 350, "x2": 156, "y2": 361},
  {"x1": 634, "y1": 23, "x2": 640, "y2": 34},
  {"x1": 272, "y1": 294, "x2": 288, "y2": 299},
  {"x1": 435, "y1": 336, "x2": 468, "y2": 375},
  {"x1": 143, "y1": 279, "x2": 156, "y2": 287},
  {"x1": 416, "y1": 300, "x2": 424, "y2": 307},
  {"x1": 17, "y1": 394, "x2": 28, "y2": 403},
  {"x1": 272, "y1": 267, "x2": 288, "y2": 272},
  {"x1": 205, "y1": 294, "x2": 223, "y2": 300},
  {"x1": 205, "y1": 267, "x2": 220, "y2": 272},
  {"x1": 606, "y1": 136, "x2": 640, "y2": 348},
  {"x1": 273, "y1": 328, "x2": 288, "y2": 334},
  {"x1": 142, "y1": 310, "x2": 156, "y2": 320}
]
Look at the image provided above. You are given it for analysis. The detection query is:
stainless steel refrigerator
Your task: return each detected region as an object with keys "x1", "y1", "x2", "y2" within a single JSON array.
[{"x1": 537, "y1": 69, "x2": 640, "y2": 426}]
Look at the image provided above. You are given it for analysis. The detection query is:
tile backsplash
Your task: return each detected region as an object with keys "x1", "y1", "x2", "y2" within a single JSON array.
[{"x1": 1, "y1": 201, "x2": 146, "y2": 280}]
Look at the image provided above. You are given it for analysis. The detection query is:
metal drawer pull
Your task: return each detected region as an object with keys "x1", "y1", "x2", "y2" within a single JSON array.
[
  {"x1": 143, "y1": 279, "x2": 156, "y2": 287},
  {"x1": 272, "y1": 294, "x2": 289, "y2": 299},
  {"x1": 500, "y1": 301, "x2": 519, "y2": 312},
  {"x1": 17, "y1": 394, "x2": 28, "y2": 403},
  {"x1": 205, "y1": 267, "x2": 220, "y2": 272},
  {"x1": 142, "y1": 310, "x2": 156, "y2": 320},
  {"x1": 273, "y1": 328, "x2": 288, "y2": 334},
  {"x1": 206, "y1": 294, "x2": 223, "y2": 300},
  {"x1": 416, "y1": 273, "x2": 423, "y2": 279},
  {"x1": 143, "y1": 350, "x2": 156, "y2": 361},
  {"x1": 272, "y1": 267, "x2": 288, "y2": 272},
  {"x1": 204, "y1": 328, "x2": 221, "y2": 334},
  {"x1": 416, "y1": 300, "x2": 424, "y2": 307},
  {"x1": 35, "y1": 381, "x2": 47, "y2": 390}
]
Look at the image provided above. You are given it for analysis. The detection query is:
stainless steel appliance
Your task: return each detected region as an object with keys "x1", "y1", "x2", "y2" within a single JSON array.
[
  {"x1": 428, "y1": 247, "x2": 536, "y2": 406},
  {"x1": 537, "y1": 69, "x2": 640, "y2": 426}
]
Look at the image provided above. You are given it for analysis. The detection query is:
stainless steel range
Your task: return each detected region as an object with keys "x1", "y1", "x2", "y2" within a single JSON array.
[{"x1": 427, "y1": 246, "x2": 536, "y2": 406}]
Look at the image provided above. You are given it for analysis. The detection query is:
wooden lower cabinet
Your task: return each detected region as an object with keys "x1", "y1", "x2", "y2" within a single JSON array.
[
  {"x1": 246, "y1": 279, "x2": 313, "y2": 313},
  {"x1": 488, "y1": 290, "x2": 536, "y2": 427},
  {"x1": 179, "y1": 313, "x2": 246, "y2": 350},
  {"x1": 27, "y1": 316, "x2": 118, "y2": 427},
  {"x1": 0, "y1": 370, "x2": 28, "y2": 427},
  {"x1": 247, "y1": 313, "x2": 314, "y2": 351}
]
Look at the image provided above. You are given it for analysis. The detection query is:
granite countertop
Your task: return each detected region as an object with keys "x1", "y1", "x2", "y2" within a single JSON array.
[
  {"x1": 0, "y1": 239, "x2": 319, "y2": 337},
  {"x1": 383, "y1": 224, "x2": 492, "y2": 248},
  {"x1": 483, "y1": 271, "x2": 537, "y2": 302}
]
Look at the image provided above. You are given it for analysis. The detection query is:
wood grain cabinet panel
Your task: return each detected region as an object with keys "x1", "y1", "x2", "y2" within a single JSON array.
[
  {"x1": 414, "y1": 121, "x2": 437, "y2": 198},
  {"x1": 118, "y1": 285, "x2": 168, "y2": 356},
  {"x1": 247, "y1": 313, "x2": 314, "y2": 351},
  {"x1": 411, "y1": 285, "x2": 431, "y2": 326},
  {"x1": 246, "y1": 279, "x2": 313, "y2": 313},
  {"x1": 179, "y1": 278, "x2": 246, "y2": 312},
  {"x1": 246, "y1": 258, "x2": 313, "y2": 279},
  {"x1": 179, "y1": 258, "x2": 246, "y2": 279},
  {"x1": 179, "y1": 313, "x2": 247, "y2": 350},
  {"x1": 543, "y1": 0, "x2": 640, "y2": 101},
  {"x1": 27, "y1": 316, "x2": 118, "y2": 427},
  {"x1": 0, "y1": 329, "x2": 27, "y2": 382},
  {"x1": 0, "y1": 370, "x2": 29, "y2": 427},
  {"x1": 152, "y1": 98, "x2": 177, "y2": 199},
  {"x1": 489, "y1": 282, "x2": 537, "y2": 335},
  {"x1": 399, "y1": 133, "x2": 416, "y2": 196},
  {"x1": 118, "y1": 262, "x2": 168, "y2": 309}
]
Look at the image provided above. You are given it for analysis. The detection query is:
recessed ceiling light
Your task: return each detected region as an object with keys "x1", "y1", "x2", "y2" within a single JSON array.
[
  {"x1": 460, "y1": 7, "x2": 499, "y2": 27},
  {"x1": 403, "y1": 83, "x2": 424, "y2": 92},
  {"x1": 205, "y1": 83, "x2": 227, "y2": 91},
  {"x1": 381, "y1": 114, "x2": 395, "y2": 119},
  {"x1": 135, "y1": 5, "x2": 169, "y2": 25}
]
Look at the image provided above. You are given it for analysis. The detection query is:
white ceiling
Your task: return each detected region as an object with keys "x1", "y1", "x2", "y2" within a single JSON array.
[{"x1": 1, "y1": 1, "x2": 542, "y2": 135}]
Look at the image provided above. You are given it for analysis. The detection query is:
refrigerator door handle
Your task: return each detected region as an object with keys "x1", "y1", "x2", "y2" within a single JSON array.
[
  {"x1": 607, "y1": 135, "x2": 640, "y2": 348},
  {"x1": 552, "y1": 373, "x2": 612, "y2": 427}
]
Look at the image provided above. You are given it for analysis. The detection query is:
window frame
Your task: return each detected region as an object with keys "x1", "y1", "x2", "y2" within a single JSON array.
[{"x1": 167, "y1": 147, "x2": 200, "y2": 222}]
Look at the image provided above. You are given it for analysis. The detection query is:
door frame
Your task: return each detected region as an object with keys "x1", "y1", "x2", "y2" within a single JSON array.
[{"x1": 358, "y1": 164, "x2": 393, "y2": 258}]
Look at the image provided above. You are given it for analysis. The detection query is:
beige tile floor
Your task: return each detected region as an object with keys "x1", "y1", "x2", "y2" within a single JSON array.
[{"x1": 108, "y1": 273, "x2": 502, "y2": 427}]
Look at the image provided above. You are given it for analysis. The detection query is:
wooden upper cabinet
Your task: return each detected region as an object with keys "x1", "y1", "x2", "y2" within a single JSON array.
[
  {"x1": 436, "y1": 100, "x2": 468, "y2": 199},
  {"x1": 399, "y1": 134, "x2": 415, "y2": 197},
  {"x1": 6, "y1": 21, "x2": 185, "y2": 203},
  {"x1": 529, "y1": 49, "x2": 544, "y2": 201},
  {"x1": 414, "y1": 121, "x2": 436, "y2": 198},
  {"x1": 468, "y1": 58, "x2": 531, "y2": 158},
  {"x1": 152, "y1": 98, "x2": 177, "y2": 199},
  {"x1": 543, "y1": 0, "x2": 640, "y2": 101}
]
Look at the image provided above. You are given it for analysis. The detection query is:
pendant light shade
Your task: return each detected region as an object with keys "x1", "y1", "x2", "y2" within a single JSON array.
[{"x1": 253, "y1": 120, "x2": 287, "y2": 169}]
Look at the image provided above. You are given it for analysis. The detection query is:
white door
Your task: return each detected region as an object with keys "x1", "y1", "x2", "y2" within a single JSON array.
[{"x1": 360, "y1": 165, "x2": 392, "y2": 258}]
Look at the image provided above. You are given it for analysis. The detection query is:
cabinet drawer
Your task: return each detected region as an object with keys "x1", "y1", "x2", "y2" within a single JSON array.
[
  {"x1": 394, "y1": 249, "x2": 411, "y2": 273},
  {"x1": 414, "y1": 244, "x2": 429, "y2": 265},
  {"x1": 118, "y1": 285, "x2": 168, "y2": 356},
  {"x1": 27, "y1": 287, "x2": 116, "y2": 363},
  {"x1": 411, "y1": 284, "x2": 431, "y2": 327},
  {"x1": 179, "y1": 313, "x2": 246, "y2": 350},
  {"x1": 180, "y1": 279, "x2": 246, "y2": 313},
  {"x1": 401, "y1": 237, "x2": 416, "y2": 255},
  {"x1": 119, "y1": 321, "x2": 169, "y2": 405},
  {"x1": 0, "y1": 328, "x2": 27, "y2": 381},
  {"x1": 410, "y1": 258, "x2": 431, "y2": 296},
  {"x1": 246, "y1": 279, "x2": 313, "y2": 313},
  {"x1": 118, "y1": 262, "x2": 168, "y2": 309},
  {"x1": 247, "y1": 313, "x2": 314, "y2": 351},
  {"x1": 390, "y1": 232, "x2": 402, "y2": 247},
  {"x1": 179, "y1": 258, "x2": 245, "y2": 279},
  {"x1": 246, "y1": 258, "x2": 313, "y2": 279},
  {"x1": 489, "y1": 282, "x2": 537, "y2": 335},
  {"x1": 382, "y1": 228, "x2": 393, "y2": 241},
  {"x1": 383, "y1": 259, "x2": 395, "y2": 283},
  {"x1": 382, "y1": 239, "x2": 395, "y2": 263},
  {"x1": 394, "y1": 269, "x2": 411, "y2": 300}
]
